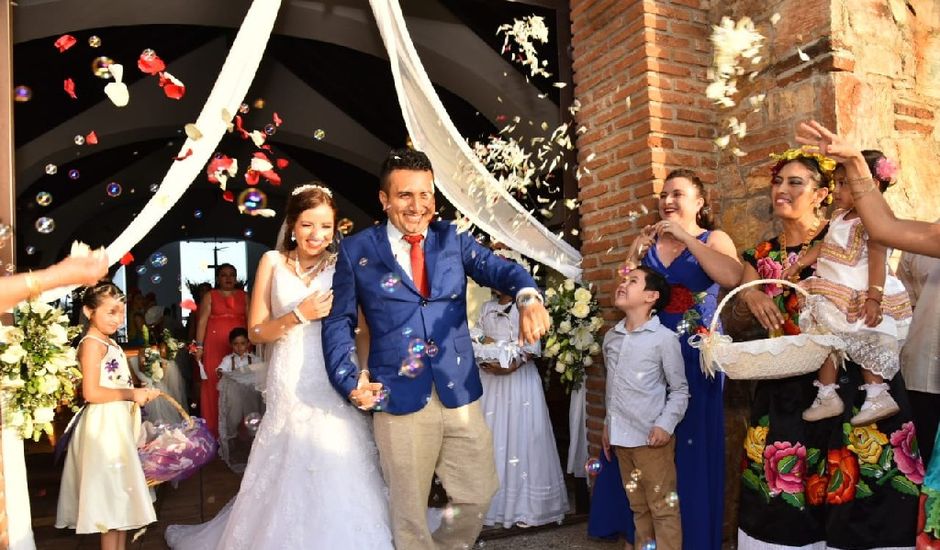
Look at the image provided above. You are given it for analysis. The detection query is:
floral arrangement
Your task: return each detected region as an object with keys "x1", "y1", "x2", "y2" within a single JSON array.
[
  {"x1": 663, "y1": 284, "x2": 710, "y2": 336},
  {"x1": 140, "y1": 329, "x2": 184, "y2": 384},
  {"x1": 0, "y1": 301, "x2": 82, "y2": 441},
  {"x1": 542, "y1": 279, "x2": 604, "y2": 392},
  {"x1": 742, "y1": 415, "x2": 923, "y2": 511}
]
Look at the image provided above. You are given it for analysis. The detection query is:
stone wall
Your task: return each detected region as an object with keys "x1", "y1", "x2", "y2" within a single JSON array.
[{"x1": 569, "y1": 0, "x2": 940, "y2": 541}]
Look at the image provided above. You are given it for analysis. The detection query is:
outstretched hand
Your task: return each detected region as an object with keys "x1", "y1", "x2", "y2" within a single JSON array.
[
  {"x1": 795, "y1": 120, "x2": 861, "y2": 164},
  {"x1": 518, "y1": 300, "x2": 551, "y2": 345}
]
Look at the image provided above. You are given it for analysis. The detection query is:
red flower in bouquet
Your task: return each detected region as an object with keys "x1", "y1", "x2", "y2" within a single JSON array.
[
  {"x1": 826, "y1": 448, "x2": 859, "y2": 504},
  {"x1": 664, "y1": 284, "x2": 695, "y2": 314}
]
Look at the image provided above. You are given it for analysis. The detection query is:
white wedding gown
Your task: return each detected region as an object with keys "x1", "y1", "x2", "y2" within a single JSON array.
[{"x1": 165, "y1": 257, "x2": 393, "y2": 549}]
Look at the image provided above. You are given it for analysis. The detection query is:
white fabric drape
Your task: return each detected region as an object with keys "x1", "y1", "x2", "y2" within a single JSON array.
[
  {"x1": 368, "y1": 0, "x2": 582, "y2": 280},
  {"x1": 40, "y1": 0, "x2": 283, "y2": 302},
  {"x1": 566, "y1": 385, "x2": 588, "y2": 479}
]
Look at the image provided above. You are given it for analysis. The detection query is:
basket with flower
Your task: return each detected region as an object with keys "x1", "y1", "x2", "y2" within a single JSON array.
[
  {"x1": 0, "y1": 301, "x2": 82, "y2": 441},
  {"x1": 542, "y1": 279, "x2": 604, "y2": 392}
]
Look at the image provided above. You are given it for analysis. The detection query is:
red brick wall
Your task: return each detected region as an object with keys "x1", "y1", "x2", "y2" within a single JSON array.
[{"x1": 570, "y1": 0, "x2": 715, "y2": 462}]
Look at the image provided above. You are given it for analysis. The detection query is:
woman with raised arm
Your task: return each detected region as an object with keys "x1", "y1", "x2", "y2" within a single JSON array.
[
  {"x1": 797, "y1": 120, "x2": 940, "y2": 258},
  {"x1": 736, "y1": 148, "x2": 922, "y2": 550}
]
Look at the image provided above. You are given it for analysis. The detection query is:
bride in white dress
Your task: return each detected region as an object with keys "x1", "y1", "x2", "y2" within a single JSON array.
[{"x1": 165, "y1": 184, "x2": 393, "y2": 549}]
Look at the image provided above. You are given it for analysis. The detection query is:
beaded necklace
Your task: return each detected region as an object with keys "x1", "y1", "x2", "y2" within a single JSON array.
[{"x1": 779, "y1": 217, "x2": 822, "y2": 272}]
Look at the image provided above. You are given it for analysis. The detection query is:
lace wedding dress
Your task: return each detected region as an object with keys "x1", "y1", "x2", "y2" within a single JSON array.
[{"x1": 166, "y1": 253, "x2": 393, "y2": 549}]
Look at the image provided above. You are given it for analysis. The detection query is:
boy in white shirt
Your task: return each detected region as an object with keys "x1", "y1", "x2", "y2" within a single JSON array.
[
  {"x1": 602, "y1": 266, "x2": 689, "y2": 550},
  {"x1": 216, "y1": 328, "x2": 260, "y2": 376}
]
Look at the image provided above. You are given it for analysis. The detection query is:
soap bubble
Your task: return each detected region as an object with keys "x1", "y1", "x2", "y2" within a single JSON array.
[
  {"x1": 149, "y1": 252, "x2": 168, "y2": 268},
  {"x1": 106, "y1": 182, "x2": 122, "y2": 197},
  {"x1": 35, "y1": 217, "x2": 55, "y2": 234},
  {"x1": 584, "y1": 457, "x2": 602, "y2": 477},
  {"x1": 35, "y1": 192, "x2": 52, "y2": 207},
  {"x1": 380, "y1": 273, "x2": 402, "y2": 293},
  {"x1": 398, "y1": 356, "x2": 426, "y2": 378}
]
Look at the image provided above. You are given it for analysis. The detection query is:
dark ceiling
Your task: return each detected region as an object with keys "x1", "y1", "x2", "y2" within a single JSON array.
[{"x1": 11, "y1": 0, "x2": 571, "y2": 276}]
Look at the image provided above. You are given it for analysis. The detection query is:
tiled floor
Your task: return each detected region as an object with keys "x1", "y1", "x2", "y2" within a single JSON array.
[{"x1": 29, "y1": 451, "x2": 607, "y2": 549}]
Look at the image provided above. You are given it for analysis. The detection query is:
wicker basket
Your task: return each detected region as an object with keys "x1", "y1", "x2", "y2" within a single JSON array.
[
  {"x1": 138, "y1": 392, "x2": 217, "y2": 487},
  {"x1": 692, "y1": 279, "x2": 846, "y2": 380}
]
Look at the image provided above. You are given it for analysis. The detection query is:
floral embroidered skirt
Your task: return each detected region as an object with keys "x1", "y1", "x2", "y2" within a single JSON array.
[{"x1": 738, "y1": 362, "x2": 923, "y2": 548}]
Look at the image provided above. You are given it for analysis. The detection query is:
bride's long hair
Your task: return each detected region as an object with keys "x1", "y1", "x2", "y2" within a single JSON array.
[{"x1": 276, "y1": 183, "x2": 339, "y2": 253}]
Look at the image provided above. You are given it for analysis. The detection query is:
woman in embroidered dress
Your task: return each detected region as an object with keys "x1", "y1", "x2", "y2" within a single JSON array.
[
  {"x1": 590, "y1": 169, "x2": 740, "y2": 549},
  {"x1": 193, "y1": 264, "x2": 248, "y2": 438},
  {"x1": 782, "y1": 151, "x2": 912, "y2": 426},
  {"x1": 737, "y1": 149, "x2": 923, "y2": 550}
]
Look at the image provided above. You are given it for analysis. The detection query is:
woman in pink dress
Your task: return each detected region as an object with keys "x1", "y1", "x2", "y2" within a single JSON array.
[{"x1": 194, "y1": 263, "x2": 248, "y2": 438}]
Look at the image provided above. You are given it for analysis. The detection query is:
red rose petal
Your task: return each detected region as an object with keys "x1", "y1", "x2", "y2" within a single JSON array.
[
  {"x1": 54, "y1": 35, "x2": 77, "y2": 53},
  {"x1": 180, "y1": 299, "x2": 198, "y2": 312},
  {"x1": 273, "y1": 112, "x2": 283, "y2": 127},
  {"x1": 138, "y1": 52, "x2": 166, "y2": 75},
  {"x1": 119, "y1": 252, "x2": 134, "y2": 266},
  {"x1": 222, "y1": 190, "x2": 234, "y2": 202},
  {"x1": 63, "y1": 78, "x2": 77, "y2": 99},
  {"x1": 234, "y1": 116, "x2": 250, "y2": 139},
  {"x1": 85, "y1": 131, "x2": 98, "y2": 145},
  {"x1": 276, "y1": 158, "x2": 289, "y2": 169},
  {"x1": 162, "y1": 82, "x2": 185, "y2": 100},
  {"x1": 244, "y1": 170, "x2": 260, "y2": 186},
  {"x1": 262, "y1": 170, "x2": 281, "y2": 186},
  {"x1": 173, "y1": 148, "x2": 194, "y2": 161}
]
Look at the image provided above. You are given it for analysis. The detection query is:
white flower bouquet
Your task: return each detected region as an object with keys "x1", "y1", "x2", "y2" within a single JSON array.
[
  {"x1": 140, "y1": 329, "x2": 185, "y2": 384},
  {"x1": 0, "y1": 301, "x2": 82, "y2": 441},
  {"x1": 543, "y1": 279, "x2": 603, "y2": 392}
]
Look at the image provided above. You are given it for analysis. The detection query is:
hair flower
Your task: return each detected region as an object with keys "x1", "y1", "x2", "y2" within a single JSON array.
[{"x1": 874, "y1": 157, "x2": 898, "y2": 186}]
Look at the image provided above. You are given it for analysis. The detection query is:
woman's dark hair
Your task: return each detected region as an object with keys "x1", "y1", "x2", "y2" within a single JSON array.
[
  {"x1": 862, "y1": 149, "x2": 892, "y2": 193},
  {"x1": 81, "y1": 280, "x2": 126, "y2": 310},
  {"x1": 229, "y1": 327, "x2": 248, "y2": 342},
  {"x1": 635, "y1": 265, "x2": 671, "y2": 314},
  {"x1": 379, "y1": 148, "x2": 434, "y2": 193},
  {"x1": 280, "y1": 183, "x2": 337, "y2": 252},
  {"x1": 664, "y1": 169, "x2": 715, "y2": 230},
  {"x1": 216, "y1": 263, "x2": 237, "y2": 276}
]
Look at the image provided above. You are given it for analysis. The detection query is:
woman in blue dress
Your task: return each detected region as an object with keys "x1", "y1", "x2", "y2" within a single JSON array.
[{"x1": 590, "y1": 169, "x2": 741, "y2": 549}]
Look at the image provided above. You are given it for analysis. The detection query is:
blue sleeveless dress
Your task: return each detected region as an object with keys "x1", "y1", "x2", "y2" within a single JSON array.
[{"x1": 588, "y1": 231, "x2": 725, "y2": 549}]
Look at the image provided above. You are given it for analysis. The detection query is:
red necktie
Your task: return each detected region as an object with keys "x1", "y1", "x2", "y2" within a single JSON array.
[{"x1": 403, "y1": 234, "x2": 429, "y2": 297}]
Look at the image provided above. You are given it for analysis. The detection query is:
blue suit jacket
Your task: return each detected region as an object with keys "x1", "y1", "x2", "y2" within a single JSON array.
[{"x1": 322, "y1": 221, "x2": 538, "y2": 415}]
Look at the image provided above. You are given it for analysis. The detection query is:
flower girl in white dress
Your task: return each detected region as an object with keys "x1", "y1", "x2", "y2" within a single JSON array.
[
  {"x1": 165, "y1": 184, "x2": 393, "y2": 549},
  {"x1": 474, "y1": 289, "x2": 569, "y2": 528}
]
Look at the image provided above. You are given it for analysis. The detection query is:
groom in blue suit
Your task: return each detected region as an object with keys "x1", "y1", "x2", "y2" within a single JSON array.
[{"x1": 323, "y1": 149, "x2": 551, "y2": 550}]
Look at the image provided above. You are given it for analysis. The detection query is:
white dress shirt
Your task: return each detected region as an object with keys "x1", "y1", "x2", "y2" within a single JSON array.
[
  {"x1": 386, "y1": 222, "x2": 427, "y2": 283},
  {"x1": 897, "y1": 249, "x2": 940, "y2": 394},
  {"x1": 385, "y1": 222, "x2": 541, "y2": 305},
  {"x1": 603, "y1": 316, "x2": 689, "y2": 448},
  {"x1": 217, "y1": 352, "x2": 261, "y2": 374}
]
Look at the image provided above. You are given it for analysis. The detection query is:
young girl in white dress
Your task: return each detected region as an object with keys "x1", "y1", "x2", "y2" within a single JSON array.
[
  {"x1": 165, "y1": 184, "x2": 393, "y2": 549},
  {"x1": 475, "y1": 287, "x2": 569, "y2": 528},
  {"x1": 56, "y1": 281, "x2": 161, "y2": 550},
  {"x1": 785, "y1": 151, "x2": 913, "y2": 426}
]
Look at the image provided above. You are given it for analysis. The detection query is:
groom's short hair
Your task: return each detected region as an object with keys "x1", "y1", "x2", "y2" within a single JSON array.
[{"x1": 379, "y1": 148, "x2": 434, "y2": 192}]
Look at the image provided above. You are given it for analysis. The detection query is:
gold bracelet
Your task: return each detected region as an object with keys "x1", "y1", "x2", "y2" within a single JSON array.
[
  {"x1": 869, "y1": 284, "x2": 884, "y2": 293},
  {"x1": 850, "y1": 178, "x2": 878, "y2": 199},
  {"x1": 24, "y1": 273, "x2": 41, "y2": 301}
]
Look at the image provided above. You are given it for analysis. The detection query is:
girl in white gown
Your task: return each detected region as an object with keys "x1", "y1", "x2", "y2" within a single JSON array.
[
  {"x1": 475, "y1": 293, "x2": 569, "y2": 528},
  {"x1": 165, "y1": 184, "x2": 393, "y2": 549}
]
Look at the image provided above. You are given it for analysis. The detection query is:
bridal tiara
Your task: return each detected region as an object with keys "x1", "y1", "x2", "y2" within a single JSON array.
[{"x1": 291, "y1": 184, "x2": 333, "y2": 197}]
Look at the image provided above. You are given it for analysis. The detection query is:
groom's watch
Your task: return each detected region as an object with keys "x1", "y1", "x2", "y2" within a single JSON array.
[{"x1": 516, "y1": 290, "x2": 543, "y2": 309}]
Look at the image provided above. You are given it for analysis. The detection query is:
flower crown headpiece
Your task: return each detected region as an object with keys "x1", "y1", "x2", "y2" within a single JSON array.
[
  {"x1": 291, "y1": 184, "x2": 333, "y2": 197},
  {"x1": 770, "y1": 147, "x2": 837, "y2": 203}
]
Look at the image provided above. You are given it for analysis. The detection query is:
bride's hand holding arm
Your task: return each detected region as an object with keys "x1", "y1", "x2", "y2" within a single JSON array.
[{"x1": 247, "y1": 254, "x2": 307, "y2": 344}]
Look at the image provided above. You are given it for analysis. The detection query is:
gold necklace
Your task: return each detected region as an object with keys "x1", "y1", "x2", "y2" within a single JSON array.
[{"x1": 779, "y1": 217, "x2": 822, "y2": 271}]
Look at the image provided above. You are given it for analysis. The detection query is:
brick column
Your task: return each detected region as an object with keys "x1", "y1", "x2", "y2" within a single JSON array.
[{"x1": 570, "y1": 0, "x2": 714, "y2": 463}]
